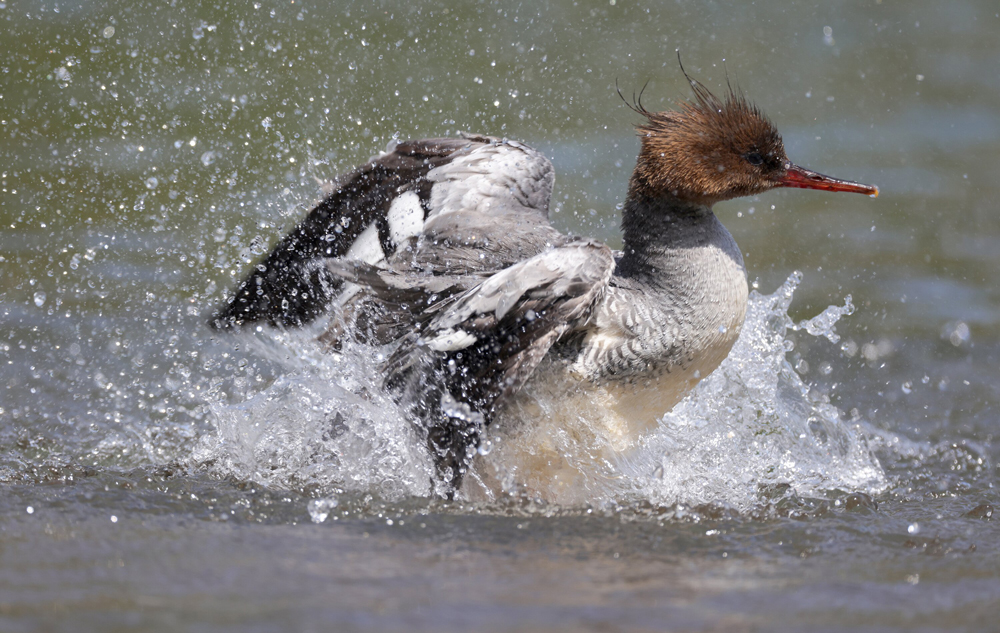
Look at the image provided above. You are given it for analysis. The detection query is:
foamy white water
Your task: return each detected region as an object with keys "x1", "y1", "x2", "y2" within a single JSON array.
[
  {"x1": 623, "y1": 272, "x2": 887, "y2": 511},
  {"x1": 194, "y1": 273, "x2": 887, "y2": 509}
]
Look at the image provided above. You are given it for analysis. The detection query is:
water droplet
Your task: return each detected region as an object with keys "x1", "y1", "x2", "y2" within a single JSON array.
[
  {"x1": 33, "y1": 291, "x2": 46, "y2": 307},
  {"x1": 145, "y1": 176, "x2": 158, "y2": 189},
  {"x1": 907, "y1": 522, "x2": 919, "y2": 534},
  {"x1": 822, "y1": 25, "x2": 835, "y2": 46},
  {"x1": 941, "y1": 321, "x2": 970, "y2": 347},
  {"x1": 102, "y1": 26, "x2": 115, "y2": 39},
  {"x1": 26, "y1": 506, "x2": 34, "y2": 514},
  {"x1": 841, "y1": 339, "x2": 858, "y2": 357},
  {"x1": 308, "y1": 498, "x2": 338, "y2": 523},
  {"x1": 54, "y1": 66, "x2": 72, "y2": 87},
  {"x1": 200, "y1": 151, "x2": 216, "y2": 167},
  {"x1": 249, "y1": 235, "x2": 266, "y2": 255}
]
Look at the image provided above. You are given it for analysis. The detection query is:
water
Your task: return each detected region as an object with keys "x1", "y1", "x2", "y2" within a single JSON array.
[{"x1": 2, "y1": 1, "x2": 999, "y2": 630}]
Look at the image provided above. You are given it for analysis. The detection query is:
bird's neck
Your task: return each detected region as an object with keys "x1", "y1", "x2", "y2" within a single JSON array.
[{"x1": 617, "y1": 188, "x2": 740, "y2": 285}]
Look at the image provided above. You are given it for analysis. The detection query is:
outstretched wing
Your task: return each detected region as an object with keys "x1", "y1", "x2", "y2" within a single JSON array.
[
  {"x1": 378, "y1": 239, "x2": 615, "y2": 494},
  {"x1": 210, "y1": 135, "x2": 558, "y2": 329}
]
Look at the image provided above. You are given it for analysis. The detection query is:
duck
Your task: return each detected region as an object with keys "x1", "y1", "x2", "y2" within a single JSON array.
[{"x1": 211, "y1": 67, "x2": 878, "y2": 500}]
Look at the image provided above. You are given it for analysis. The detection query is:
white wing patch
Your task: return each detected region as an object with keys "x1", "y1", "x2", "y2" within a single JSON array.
[
  {"x1": 344, "y1": 222, "x2": 385, "y2": 265},
  {"x1": 386, "y1": 190, "x2": 425, "y2": 245}
]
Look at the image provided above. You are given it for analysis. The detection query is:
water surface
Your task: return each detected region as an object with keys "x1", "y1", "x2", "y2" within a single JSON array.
[{"x1": 1, "y1": 1, "x2": 998, "y2": 631}]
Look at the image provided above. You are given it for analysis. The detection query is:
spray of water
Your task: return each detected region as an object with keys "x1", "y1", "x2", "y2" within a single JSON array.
[
  {"x1": 622, "y1": 272, "x2": 887, "y2": 511},
  {"x1": 193, "y1": 272, "x2": 887, "y2": 512}
]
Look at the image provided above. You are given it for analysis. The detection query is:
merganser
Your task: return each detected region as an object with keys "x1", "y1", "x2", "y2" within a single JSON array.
[{"x1": 212, "y1": 69, "x2": 877, "y2": 499}]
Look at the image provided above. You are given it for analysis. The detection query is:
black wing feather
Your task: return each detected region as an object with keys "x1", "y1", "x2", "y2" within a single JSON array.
[{"x1": 210, "y1": 138, "x2": 478, "y2": 329}]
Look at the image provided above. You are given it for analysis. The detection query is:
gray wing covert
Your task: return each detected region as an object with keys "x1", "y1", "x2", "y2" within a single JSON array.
[
  {"x1": 379, "y1": 240, "x2": 616, "y2": 494},
  {"x1": 404, "y1": 135, "x2": 563, "y2": 276}
]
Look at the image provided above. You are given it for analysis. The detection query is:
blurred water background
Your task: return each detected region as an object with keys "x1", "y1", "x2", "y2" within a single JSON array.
[{"x1": 1, "y1": 1, "x2": 998, "y2": 631}]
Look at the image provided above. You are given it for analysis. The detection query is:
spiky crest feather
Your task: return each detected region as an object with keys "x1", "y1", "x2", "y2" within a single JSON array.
[{"x1": 627, "y1": 57, "x2": 787, "y2": 204}]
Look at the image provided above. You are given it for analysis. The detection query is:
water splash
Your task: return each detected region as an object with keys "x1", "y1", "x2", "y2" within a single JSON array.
[
  {"x1": 623, "y1": 272, "x2": 886, "y2": 511},
  {"x1": 194, "y1": 273, "x2": 886, "y2": 512},
  {"x1": 191, "y1": 330, "x2": 433, "y2": 500}
]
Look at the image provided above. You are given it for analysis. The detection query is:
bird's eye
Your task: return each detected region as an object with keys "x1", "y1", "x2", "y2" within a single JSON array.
[{"x1": 745, "y1": 151, "x2": 764, "y2": 166}]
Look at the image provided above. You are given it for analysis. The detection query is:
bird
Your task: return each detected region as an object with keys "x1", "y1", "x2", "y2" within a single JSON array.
[{"x1": 210, "y1": 67, "x2": 878, "y2": 500}]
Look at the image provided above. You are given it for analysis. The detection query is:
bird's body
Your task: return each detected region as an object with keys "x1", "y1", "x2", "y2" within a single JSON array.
[{"x1": 212, "y1": 73, "x2": 877, "y2": 499}]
